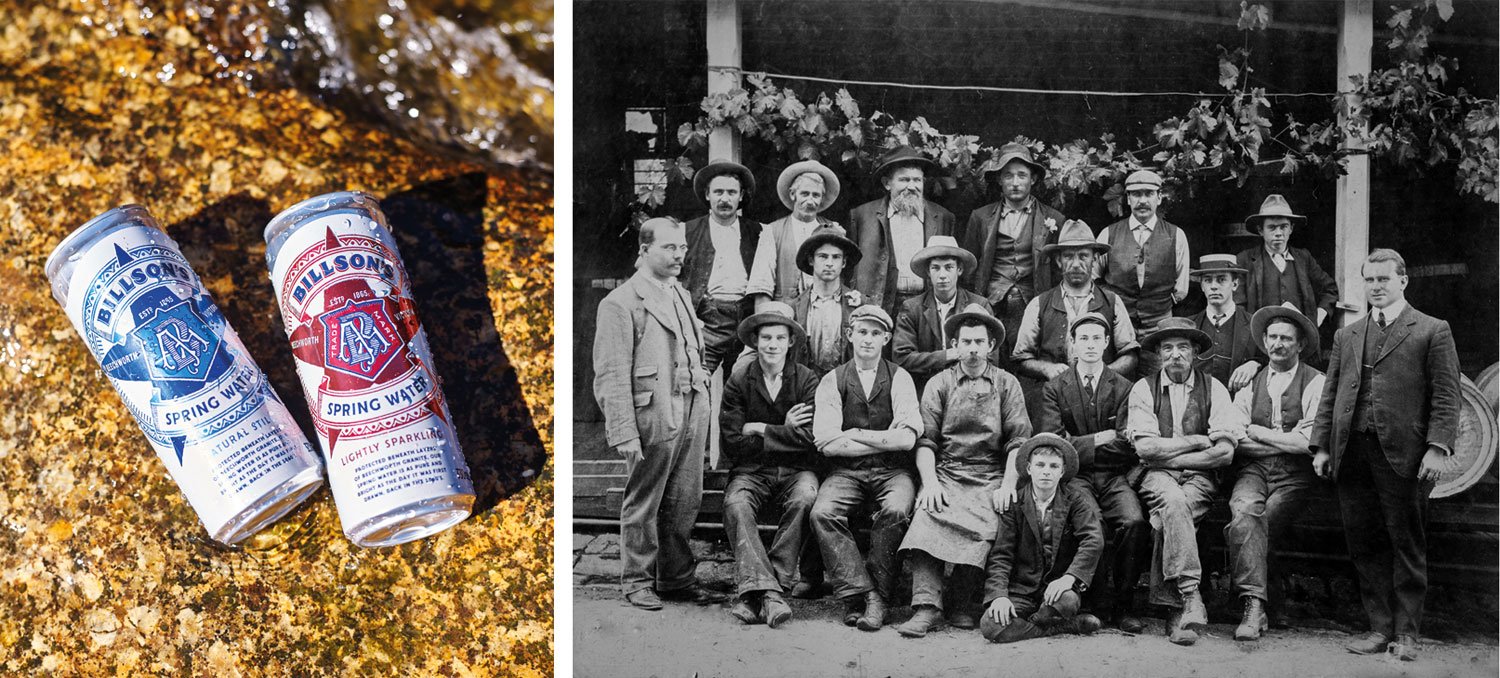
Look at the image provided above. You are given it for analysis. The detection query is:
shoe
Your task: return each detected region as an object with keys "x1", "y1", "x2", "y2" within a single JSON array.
[
  {"x1": 948, "y1": 610, "x2": 978, "y2": 630},
  {"x1": 728, "y1": 596, "x2": 762, "y2": 625},
  {"x1": 1070, "y1": 613, "x2": 1103, "y2": 635},
  {"x1": 1028, "y1": 604, "x2": 1063, "y2": 627},
  {"x1": 842, "y1": 595, "x2": 864, "y2": 627},
  {"x1": 1179, "y1": 590, "x2": 1208, "y2": 631},
  {"x1": 1115, "y1": 615, "x2": 1146, "y2": 634},
  {"x1": 1390, "y1": 634, "x2": 1418, "y2": 661},
  {"x1": 1344, "y1": 631, "x2": 1391, "y2": 655},
  {"x1": 625, "y1": 589, "x2": 663, "y2": 611},
  {"x1": 895, "y1": 607, "x2": 944, "y2": 638},
  {"x1": 856, "y1": 591, "x2": 887, "y2": 631},
  {"x1": 1166, "y1": 608, "x2": 1198, "y2": 646},
  {"x1": 1235, "y1": 596, "x2": 1268, "y2": 641},
  {"x1": 660, "y1": 584, "x2": 727, "y2": 605},
  {"x1": 790, "y1": 580, "x2": 829, "y2": 599},
  {"x1": 763, "y1": 592, "x2": 793, "y2": 629}
]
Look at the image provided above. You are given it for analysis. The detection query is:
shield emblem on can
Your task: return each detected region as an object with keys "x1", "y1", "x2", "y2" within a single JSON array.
[
  {"x1": 320, "y1": 297, "x2": 403, "y2": 381},
  {"x1": 130, "y1": 297, "x2": 221, "y2": 384}
]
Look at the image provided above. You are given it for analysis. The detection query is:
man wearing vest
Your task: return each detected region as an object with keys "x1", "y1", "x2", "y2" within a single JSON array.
[
  {"x1": 962, "y1": 141, "x2": 1064, "y2": 355},
  {"x1": 1188, "y1": 254, "x2": 1265, "y2": 392},
  {"x1": 1234, "y1": 195, "x2": 1339, "y2": 364},
  {"x1": 1225, "y1": 305, "x2": 1325, "y2": 641},
  {"x1": 680, "y1": 159, "x2": 763, "y2": 376},
  {"x1": 748, "y1": 160, "x2": 852, "y2": 308},
  {"x1": 1310, "y1": 249, "x2": 1461, "y2": 661},
  {"x1": 895, "y1": 305, "x2": 1030, "y2": 638},
  {"x1": 1094, "y1": 169, "x2": 1191, "y2": 338},
  {"x1": 791, "y1": 225, "x2": 863, "y2": 376},
  {"x1": 720, "y1": 302, "x2": 823, "y2": 629},
  {"x1": 893, "y1": 235, "x2": 994, "y2": 394},
  {"x1": 593, "y1": 217, "x2": 725, "y2": 610},
  {"x1": 809, "y1": 305, "x2": 922, "y2": 632},
  {"x1": 1127, "y1": 317, "x2": 1246, "y2": 646},
  {"x1": 1000, "y1": 312, "x2": 1149, "y2": 634},
  {"x1": 849, "y1": 146, "x2": 956, "y2": 320}
]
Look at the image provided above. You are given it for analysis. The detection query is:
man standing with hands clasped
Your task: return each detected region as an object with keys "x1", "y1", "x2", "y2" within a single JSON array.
[{"x1": 1311, "y1": 249, "x2": 1460, "y2": 661}]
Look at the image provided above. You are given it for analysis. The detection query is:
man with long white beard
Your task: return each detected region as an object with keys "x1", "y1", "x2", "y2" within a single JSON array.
[{"x1": 849, "y1": 146, "x2": 955, "y2": 320}]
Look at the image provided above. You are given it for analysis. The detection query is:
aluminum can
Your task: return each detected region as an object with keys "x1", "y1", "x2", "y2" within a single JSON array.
[
  {"x1": 44, "y1": 206, "x2": 325, "y2": 544},
  {"x1": 264, "y1": 191, "x2": 474, "y2": 547}
]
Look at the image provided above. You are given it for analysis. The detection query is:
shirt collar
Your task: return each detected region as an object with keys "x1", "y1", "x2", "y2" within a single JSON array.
[
  {"x1": 1160, "y1": 370, "x2": 1197, "y2": 391},
  {"x1": 1267, "y1": 361, "x2": 1297, "y2": 377},
  {"x1": 1373, "y1": 298, "x2": 1409, "y2": 323},
  {"x1": 711, "y1": 217, "x2": 740, "y2": 231},
  {"x1": 1131, "y1": 215, "x2": 1158, "y2": 231},
  {"x1": 1265, "y1": 245, "x2": 1293, "y2": 259},
  {"x1": 956, "y1": 362, "x2": 996, "y2": 383},
  {"x1": 810, "y1": 286, "x2": 842, "y2": 302},
  {"x1": 1001, "y1": 197, "x2": 1035, "y2": 217},
  {"x1": 1206, "y1": 305, "x2": 1237, "y2": 321},
  {"x1": 1076, "y1": 362, "x2": 1104, "y2": 382},
  {"x1": 1032, "y1": 488, "x2": 1056, "y2": 513}
]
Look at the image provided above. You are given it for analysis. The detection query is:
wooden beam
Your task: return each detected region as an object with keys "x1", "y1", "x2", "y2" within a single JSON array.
[
  {"x1": 706, "y1": 0, "x2": 742, "y2": 162},
  {"x1": 1335, "y1": 0, "x2": 1373, "y2": 325}
]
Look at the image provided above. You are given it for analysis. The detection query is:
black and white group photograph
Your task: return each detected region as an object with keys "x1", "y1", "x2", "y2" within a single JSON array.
[{"x1": 567, "y1": 1, "x2": 1499, "y2": 676}]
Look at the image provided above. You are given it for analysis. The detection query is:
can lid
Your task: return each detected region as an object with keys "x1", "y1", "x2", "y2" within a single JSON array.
[
  {"x1": 44, "y1": 205, "x2": 157, "y2": 307},
  {"x1": 263, "y1": 191, "x2": 379, "y2": 269}
]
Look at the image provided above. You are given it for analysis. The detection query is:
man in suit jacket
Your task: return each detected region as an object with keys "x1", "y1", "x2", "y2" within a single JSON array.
[
  {"x1": 1187, "y1": 254, "x2": 1264, "y2": 392},
  {"x1": 1310, "y1": 249, "x2": 1461, "y2": 661},
  {"x1": 680, "y1": 159, "x2": 763, "y2": 375},
  {"x1": 593, "y1": 218, "x2": 723, "y2": 610},
  {"x1": 892, "y1": 235, "x2": 993, "y2": 393},
  {"x1": 848, "y1": 146, "x2": 955, "y2": 319},
  {"x1": 1234, "y1": 195, "x2": 1339, "y2": 335},
  {"x1": 980, "y1": 433, "x2": 1104, "y2": 643}
]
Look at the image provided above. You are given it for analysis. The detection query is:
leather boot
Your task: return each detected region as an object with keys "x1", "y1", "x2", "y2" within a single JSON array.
[
  {"x1": 856, "y1": 591, "x2": 887, "y2": 631},
  {"x1": 762, "y1": 592, "x2": 793, "y2": 629},
  {"x1": 1167, "y1": 608, "x2": 1198, "y2": 646},
  {"x1": 895, "y1": 606, "x2": 944, "y2": 638},
  {"x1": 841, "y1": 595, "x2": 864, "y2": 627},
  {"x1": 1235, "y1": 596, "x2": 1268, "y2": 641},
  {"x1": 1179, "y1": 590, "x2": 1208, "y2": 630}
]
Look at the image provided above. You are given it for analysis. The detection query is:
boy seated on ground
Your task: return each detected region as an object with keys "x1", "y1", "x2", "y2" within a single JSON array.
[{"x1": 980, "y1": 433, "x2": 1105, "y2": 643}]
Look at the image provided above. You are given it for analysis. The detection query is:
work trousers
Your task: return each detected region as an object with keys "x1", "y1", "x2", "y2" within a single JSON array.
[
  {"x1": 810, "y1": 466, "x2": 916, "y2": 601},
  {"x1": 908, "y1": 550, "x2": 984, "y2": 614},
  {"x1": 1226, "y1": 455, "x2": 1318, "y2": 602},
  {"x1": 980, "y1": 590, "x2": 1083, "y2": 643},
  {"x1": 723, "y1": 466, "x2": 820, "y2": 597},
  {"x1": 1138, "y1": 469, "x2": 1217, "y2": 607},
  {"x1": 1337, "y1": 432, "x2": 1432, "y2": 638},
  {"x1": 696, "y1": 297, "x2": 745, "y2": 377},
  {"x1": 620, "y1": 390, "x2": 709, "y2": 595},
  {"x1": 1071, "y1": 470, "x2": 1150, "y2": 615}
]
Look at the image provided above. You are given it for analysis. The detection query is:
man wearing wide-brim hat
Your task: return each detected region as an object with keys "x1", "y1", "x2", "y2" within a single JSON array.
[
  {"x1": 980, "y1": 432, "x2": 1105, "y2": 643},
  {"x1": 746, "y1": 159, "x2": 845, "y2": 307},
  {"x1": 1232, "y1": 194, "x2": 1339, "y2": 350},
  {"x1": 892, "y1": 235, "x2": 994, "y2": 393},
  {"x1": 1125, "y1": 316, "x2": 1247, "y2": 646},
  {"x1": 681, "y1": 158, "x2": 763, "y2": 376},
  {"x1": 1093, "y1": 169, "x2": 1192, "y2": 333},
  {"x1": 791, "y1": 225, "x2": 863, "y2": 375},
  {"x1": 719, "y1": 301, "x2": 824, "y2": 630},
  {"x1": 1223, "y1": 304, "x2": 1326, "y2": 641},
  {"x1": 962, "y1": 141, "x2": 1068, "y2": 340},
  {"x1": 1187, "y1": 254, "x2": 1265, "y2": 392},
  {"x1": 894, "y1": 304, "x2": 1030, "y2": 637},
  {"x1": 848, "y1": 145, "x2": 956, "y2": 319}
]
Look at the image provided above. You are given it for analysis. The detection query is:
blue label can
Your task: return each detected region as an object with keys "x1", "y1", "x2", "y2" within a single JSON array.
[{"x1": 45, "y1": 206, "x2": 325, "y2": 545}]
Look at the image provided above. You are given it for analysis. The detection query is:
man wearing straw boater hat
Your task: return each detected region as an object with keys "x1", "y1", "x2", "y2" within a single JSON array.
[
  {"x1": 1234, "y1": 195, "x2": 1339, "y2": 331},
  {"x1": 1094, "y1": 169, "x2": 1191, "y2": 334},
  {"x1": 892, "y1": 235, "x2": 994, "y2": 393},
  {"x1": 849, "y1": 145, "x2": 956, "y2": 319},
  {"x1": 1126, "y1": 317, "x2": 1246, "y2": 646},
  {"x1": 809, "y1": 305, "x2": 921, "y2": 632},
  {"x1": 895, "y1": 304, "x2": 1029, "y2": 638},
  {"x1": 1224, "y1": 305, "x2": 1325, "y2": 641},
  {"x1": 681, "y1": 159, "x2": 763, "y2": 376},
  {"x1": 747, "y1": 160, "x2": 847, "y2": 307},
  {"x1": 999, "y1": 312, "x2": 1149, "y2": 634},
  {"x1": 962, "y1": 141, "x2": 1066, "y2": 348},
  {"x1": 1187, "y1": 254, "x2": 1265, "y2": 392},
  {"x1": 980, "y1": 433, "x2": 1105, "y2": 643},
  {"x1": 791, "y1": 224, "x2": 863, "y2": 376},
  {"x1": 719, "y1": 301, "x2": 823, "y2": 629},
  {"x1": 1012, "y1": 218, "x2": 1139, "y2": 382}
]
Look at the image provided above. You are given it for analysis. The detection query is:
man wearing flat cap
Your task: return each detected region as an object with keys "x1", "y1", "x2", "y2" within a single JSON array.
[
  {"x1": 1235, "y1": 195, "x2": 1339, "y2": 330},
  {"x1": 980, "y1": 433, "x2": 1105, "y2": 643},
  {"x1": 963, "y1": 141, "x2": 1066, "y2": 354},
  {"x1": 849, "y1": 146, "x2": 956, "y2": 319},
  {"x1": 1095, "y1": 169, "x2": 1191, "y2": 336},
  {"x1": 810, "y1": 305, "x2": 921, "y2": 632},
  {"x1": 792, "y1": 225, "x2": 863, "y2": 376},
  {"x1": 680, "y1": 159, "x2": 763, "y2": 376},
  {"x1": 748, "y1": 160, "x2": 848, "y2": 306},
  {"x1": 1225, "y1": 305, "x2": 1325, "y2": 641},
  {"x1": 893, "y1": 235, "x2": 995, "y2": 393},
  {"x1": 1126, "y1": 317, "x2": 1246, "y2": 646},
  {"x1": 1188, "y1": 254, "x2": 1265, "y2": 392},
  {"x1": 719, "y1": 302, "x2": 823, "y2": 629},
  {"x1": 593, "y1": 217, "x2": 723, "y2": 610},
  {"x1": 895, "y1": 305, "x2": 1030, "y2": 638}
]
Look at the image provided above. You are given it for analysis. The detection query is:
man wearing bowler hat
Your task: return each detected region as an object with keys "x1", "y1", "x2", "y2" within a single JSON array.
[
  {"x1": 1095, "y1": 169, "x2": 1191, "y2": 334},
  {"x1": 719, "y1": 302, "x2": 823, "y2": 629},
  {"x1": 893, "y1": 235, "x2": 994, "y2": 393},
  {"x1": 680, "y1": 159, "x2": 763, "y2": 376},
  {"x1": 1126, "y1": 317, "x2": 1246, "y2": 646},
  {"x1": 963, "y1": 141, "x2": 1066, "y2": 349},
  {"x1": 792, "y1": 225, "x2": 864, "y2": 376},
  {"x1": 1224, "y1": 305, "x2": 1325, "y2": 641},
  {"x1": 1234, "y1": 195, "x2": 1339, "y2": 359},
  {"x1": 895, "y1": 304, "x2": 1029, "y2": 637},
  {"x1": 1188, "y1": 254, "x2": 1265, "y2": 392},
  {"x1": 849, "y1": 146, "x2": 956, "y2": 319},
  {"x1": 748, "y1": 160, "x2": 848, "y2": 307}
]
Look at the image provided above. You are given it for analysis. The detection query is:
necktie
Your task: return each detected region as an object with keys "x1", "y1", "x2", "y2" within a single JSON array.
[
  {"x1": 1376, "y1": 311, "x2": 1387, "y2": 329},
  {"x1": 1084, "y1": 373, "x2": 1096, "y2": 401},
  {"x1": 1133, "y1": 225, "x2": 1149, "y2": 247},
  {"x1": 1211, "y1": 314, "x2": 1225, "y2": 328}
]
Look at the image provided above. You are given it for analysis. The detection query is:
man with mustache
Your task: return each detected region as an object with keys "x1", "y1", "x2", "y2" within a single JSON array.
[
  {"x1": 1094, "y1": 169, "x2": 1191, "y2": 341},
  {"x1": 1126, "y1": 317, "x2": 1246, "y2": 646},
  {"x1": 747, "y1": 160, "x2": 847, "y2": 308},
  {"x1": 1225, "y1": 306, "x2": 1325, "y2": 641},
  {"x1": 1012, "y1": 219, "x2": 1139, "y2": 382},
  {"x1": 1234, "y1": 195, "x2": 1339, "y2": 365},
  {"x1": 593, "y1": 217, "x2": 724, "y2": 610},
  {"x1": 892, "y1": 235, "x2": 994, "y2": 393},
  {"x1": 1187, "y1": 254, "x2": 1265, "y2": 393},
  {"x1": 849, "y1": 146, "x2": 955, "y2": 320},
  {"x1": 680, "y1": 159, "x2": 762, "y2": 376}
]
